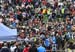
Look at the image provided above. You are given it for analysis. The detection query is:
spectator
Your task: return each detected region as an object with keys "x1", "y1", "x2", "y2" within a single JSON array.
[
  {"x1": 44, "y1": 37, "x2": 50, "y2": 49},
  {"x1": 37, "y1": 44, "x2": 46, "y2": 52},
  {"x1": 29, "y1": 44, "x2": 38, "y2": 52},
  {"x1": 14, "y1": 43, "x2": 23, "y2": 52},
  {"x1": 10, "y1": 42, "x2": 17, "y2": 52},
  {"x1": 23, "y1": 44, "x2": 29, "y2": 52},
  {"x1": 0, "y1": 43, "x2": 11, "y2": 52}
]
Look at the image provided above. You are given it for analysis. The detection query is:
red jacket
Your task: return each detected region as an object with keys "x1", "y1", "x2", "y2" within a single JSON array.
[{"x1": 23, "y1": 47, "x2": 29, "y2": 52}]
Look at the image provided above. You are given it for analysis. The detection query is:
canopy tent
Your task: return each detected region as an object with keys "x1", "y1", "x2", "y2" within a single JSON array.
[{"x1": 0, "y1": 23, "x2": 17, "y2": 42}]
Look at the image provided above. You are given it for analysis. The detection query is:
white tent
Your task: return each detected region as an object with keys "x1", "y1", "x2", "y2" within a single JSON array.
[{"x1": 0, "y1": 23, "x2": 17, "y2": 41}]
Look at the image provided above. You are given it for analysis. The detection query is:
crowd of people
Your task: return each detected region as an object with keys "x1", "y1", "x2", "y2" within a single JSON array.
[
  {"x1": 0, "y1": 41, "x2": 47, "y2": 52},
  {"x1": 0, "y1": 0, "x2": 75, "y2": 52}
]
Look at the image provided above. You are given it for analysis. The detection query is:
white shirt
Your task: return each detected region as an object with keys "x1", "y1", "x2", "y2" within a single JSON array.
[{"x1": 10, "y1": 46, "x2": 16, "y2": 52}]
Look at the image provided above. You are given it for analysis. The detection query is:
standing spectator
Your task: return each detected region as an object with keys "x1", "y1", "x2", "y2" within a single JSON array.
[
  {"x1": 14, "y1": 43, "x2": 23, "y2": 52},
  {"x1": 10, "y1": 42, "x2": 17, "y2": 52},
  {"x1": 44, "y1": 37, "x2": 50, "y2": 50},
  {"x1": 37, "y1": 44, "x2": 46, "y2": 52},
  {"x1": 23, "y1": 44, "x2": 29, "y2": 52},
  {"x1": 29, "y1": 44, "x2": 38, "y2": 52},
  {"x1": 0, "y1": 43, "x2": 11, "y2": 52}
]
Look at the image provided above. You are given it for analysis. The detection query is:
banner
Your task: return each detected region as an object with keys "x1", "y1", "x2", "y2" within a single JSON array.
[{"x1": 0, "y1": 23, "x2": 17, "y2": 41}]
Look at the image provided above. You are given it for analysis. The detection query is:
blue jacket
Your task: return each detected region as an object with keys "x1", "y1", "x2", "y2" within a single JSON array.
[
  {"x1": 37, "y1": 46, "x2": 46, "y2": 52},
  {"x1": 52, "y1": 36, "x2": 56, "y2": 44},
  {"x1": 44, "y1": 38, "x2": 50, "y2": 47}
]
